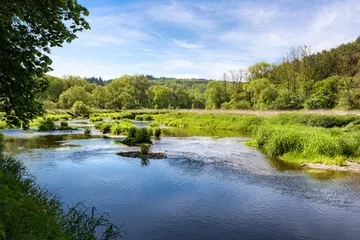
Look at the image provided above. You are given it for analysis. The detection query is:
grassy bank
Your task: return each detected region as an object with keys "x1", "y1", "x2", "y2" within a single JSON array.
[
  {"x1": 153, "y1": 112, "x2": 360, "y2": 165},
  {"x1": 0, "y1": 135, "x2": 123, "y2": 240}
]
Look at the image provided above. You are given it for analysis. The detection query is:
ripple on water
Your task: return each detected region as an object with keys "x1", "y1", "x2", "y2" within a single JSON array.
[{"x1": 4, "y1": 133, "x2": 360, "y2": 240}]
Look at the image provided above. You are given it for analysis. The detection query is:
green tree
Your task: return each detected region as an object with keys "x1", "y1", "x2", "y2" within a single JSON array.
[
  {"x1": 72, "y1": 101, "x2": 90, "y2": 116},
  {"x1": 91, "y1": 86, "x2": 110, "y2": 109},
  {"x1": 304, "y1": 76, "x2": 339, "y2": 109},
  {"x1": 151, "y1": 86, "x2": 173, "y2": 109},
  {"x1": 337, "y1": 77, "x2": 360, "y2": 109},
  {"x1": 59, "y1": 86, "x2": 91, "y2": 108},
  {"x1": 247, "y1": 62, "x2": 275, "y2": 81},
  {"x1": 0, "y1": 0, "x2": 90, "y2": 128}
]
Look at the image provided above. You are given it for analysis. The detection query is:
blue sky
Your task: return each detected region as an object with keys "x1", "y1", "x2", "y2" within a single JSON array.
[{"x1": 50, "y1": 0, "x2": 360, "y2": 79}]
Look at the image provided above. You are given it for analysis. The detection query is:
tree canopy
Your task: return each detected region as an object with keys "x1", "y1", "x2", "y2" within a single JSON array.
[{"x1": 0, "y1": 0, "x2": 90, "y2": 128}]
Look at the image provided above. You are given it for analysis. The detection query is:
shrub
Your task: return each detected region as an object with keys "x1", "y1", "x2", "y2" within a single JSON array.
[
  {"x1": 60, "y1": 121, "x2": 68, "y2": 127},
  {"x1": 149, "y1": 121, "x2": 160, "y2": 128},
  {"x1": 38, "y1": 119, "x2": 55, "y2": 131},
  {"x1": 95, "y1": 122, "x2": 112, "y2": 134},
  {"x1": 72, "y1": 101, "x2": 90, "y2": 117},
  {"x1": 140, "y1": 144, "x2": 151, "y2": 155},
  {"x1": 89, "y1": 117, "x2": 103, "y2": 122},
  {"x1": 154, "y1": 127, "x2": 161, "y2": 138},
  {"x1": 0, "y1": 121, "x2": 7, "y2": 129},
  {"x1": 135, "y1": 114, "x2": 153, "y2": 121},
  {"x1": 84, "y1": 128, "x2": 91, "y2": 136},
  {"x1": 121, "y1": 128, "x2": 152, "y2": 145}
]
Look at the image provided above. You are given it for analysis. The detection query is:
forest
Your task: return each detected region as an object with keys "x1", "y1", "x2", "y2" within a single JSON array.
[{"x1": 40, "y1": 37, "x2": 360, "y2": 113}]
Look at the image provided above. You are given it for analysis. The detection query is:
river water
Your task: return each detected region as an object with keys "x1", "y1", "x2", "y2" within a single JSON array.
[{"x1": 3, "y1": 125, "x2": 360, "y2": 240}]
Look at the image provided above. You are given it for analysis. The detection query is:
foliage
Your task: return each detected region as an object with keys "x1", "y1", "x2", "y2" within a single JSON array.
[
  {"x1": 0, "y1": 152, "x2": 123, "y2": 240},
  {"x1": 60, "y1": 121, "x2": 68, "y2": 127},
  {"x1": 154, "y1": 112, "x2": 360, "y2": 165},
  {"x1": 37, "y1": 119, "x2": 55, "y2": 131},
  {"x1": 135, "y1": 114, "x2": 153, "y2": 121},
  {"x1": 59, "y1": 86, "x2": 92, "y2": 109},
  {"x1": 89, "y1": 117, "x2": 103, "y2": 122},
  {"x1": 84, "y1": 128, "x2": 91, "y2": 136},
  {"x1": 140, "y1": 144, "x2": 151, "y2": 155},
  {"x1": 149, "y1": 121, "x2": 160, "y2": 128},
  {"x1": 0, "y1": 0, "x2": 90, "y2": 128},
  {"x1": 72, "y1": 101, "x2": 90, "y2": 117},
  {"x1": 252, "y1": 124, "x2": 359, "y2": 165},
  {"x1": 121, "y1": 128, "x2": 152, "y2": 146},
  {"x1": 154, "y1": 128, "x2": 161, "y2": 138}
]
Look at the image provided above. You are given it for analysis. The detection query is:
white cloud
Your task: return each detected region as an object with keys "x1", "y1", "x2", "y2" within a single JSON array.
[
  {"x1": 172, "y1": 39, "x2": 204, "y2": 49},
  {"x1": 147, "y1": 2, "x2": 214, "y2": 29},
  {"x1": 49, "y1": 0, "x2": 360, "y2": 79}
]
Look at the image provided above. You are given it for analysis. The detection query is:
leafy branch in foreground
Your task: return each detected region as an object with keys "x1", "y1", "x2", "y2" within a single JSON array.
[{"x1": 0, "y1": 0, "x2": 90, "y2": 128}]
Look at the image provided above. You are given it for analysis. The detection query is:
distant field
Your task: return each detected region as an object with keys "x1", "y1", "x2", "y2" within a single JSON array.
[{"x1": 175, "y1": 109, "x2": 360, "y2": 116}]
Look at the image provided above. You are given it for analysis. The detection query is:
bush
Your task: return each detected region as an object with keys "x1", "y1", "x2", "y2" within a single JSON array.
[
  {"x1": 135, "y1": 114, "x2": 153, "y2": 121},
  {"x1": 84, "y1": 128, "x2": 91, "y2": 136},
  {"x1": 38, "y1": 119, "x2": 55, "y2": 131},
  {"x1": 72, "y1": 101, "x2": 90, "y2": 117},
  {"x1": 121, "y1": 128, "x2": 152, "y2": 145},
  {"x1": 140, "y1": 144, "x2": 151, "y2": 155},
  {"x1": 60, "y1": 121, "x2": 68, "y2": 127},
  {"x1": 154, "y1": 127, "x2": 161, "y2": 138},
  {"x1": 89, "y1": 117, "x2": 103, "y2": 122},
  {"x1": 95, "y1": 122, "x2": 112, "y2": 134},
  {"x1": 0, "y1": 121, "x2": 7, "y2": 129},
  {"x1": 149, "y1": 121, "x2": 160, "y2": 128}
]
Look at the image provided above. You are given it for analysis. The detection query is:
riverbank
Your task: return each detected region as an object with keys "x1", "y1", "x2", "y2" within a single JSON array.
[
  {"x1": 0, "y1": 134, "x2": 123, "y2": 239},
  {"x1": 153, "y1": 112, "x2": 360, "y2": 168}
]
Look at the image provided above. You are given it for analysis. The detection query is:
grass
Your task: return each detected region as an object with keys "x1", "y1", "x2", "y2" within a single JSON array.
[
  {"x1": 89, "y1": 117, "x2": 103, "y2": 122},
  {"x1": 154, "y1": 112, "x2": 360, "y2": 165},
  {"x1": 135, "y1": 114, "x2": 153, "y2": 121},
  {"x1": 37, "y1": 118, "x2": 55, "y2": 131},
  {"x1": 0, "y1": 149, "x2": 123, "y2": 239}
]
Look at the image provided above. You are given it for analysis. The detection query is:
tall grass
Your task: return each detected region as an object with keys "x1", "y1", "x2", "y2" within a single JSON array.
[
  {"x1": 154, "y1": 112, "x2": 360, "y2": 165},
  {"x1": 0, "y1": 153, "x2": 124, "y2": 239},
  {"x1": 153, "y1": 112, "x2": 265, "y2": 132}
]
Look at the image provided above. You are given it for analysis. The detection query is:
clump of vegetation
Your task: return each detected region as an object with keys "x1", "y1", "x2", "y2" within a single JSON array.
[
  {"x1": 57, "y1": 121, "x2": 77, "y2": 130},
  {"x1": 154, "y1": 112, "x2": 265, "y2": 132},
  {"x1": 252, "y1": 124, "x2": 359, "y2": 165},
  {"x1": 95, "y1": 122, "x2": 112, "y2": 134},
  {"x1": 107, "y1": 111, "x2": 134, "y2": 120},
  {"x1": 89, "y1": 116, "x2": 103, "y2": 122},
  {"x1": 0, "y1": 121, "x2": 7, "y2": 129},
  {"x1": 37, "y1": 118, "x2": 55, "y2": 131},
  {"x1": 84, "y1": 128, "x2": 91, "y2": 136},
  {"x1": 135, "y1": 114, "x2": 154, "y2": 121},
  {"x1": 45, "y1": 114, "x2": 72, "y2": 121},
  {"x1": 140, "y1": 144, "x2": 151, "y2": 155},
  {"x1": 268, "y1": 114, "x2": 360, "y2": 128},
  {"x1": 149, "y1": 121, "x2": 160, "y2": 128},
  {"x1": 154, "y1": 128, "x2": 161, "y2": 138},
  {"x1": 72, "y1": 101, "x2": 90, "y2": 117},
  {"x1": 121, "y1": 128, "x2": 152, "y2": 146}
]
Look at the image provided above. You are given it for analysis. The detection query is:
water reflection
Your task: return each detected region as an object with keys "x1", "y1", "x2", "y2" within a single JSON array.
[
  {"x1": 4, "y1": 134, "x2": 99, "y2": 154},
  {"x1": 141, "y1": 158, "x2": 150, "y2": 166}
]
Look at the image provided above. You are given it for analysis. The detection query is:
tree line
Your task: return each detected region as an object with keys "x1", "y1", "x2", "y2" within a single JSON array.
[{"x1": 41, "y1": 37, "x2": 360, "y2": 111}]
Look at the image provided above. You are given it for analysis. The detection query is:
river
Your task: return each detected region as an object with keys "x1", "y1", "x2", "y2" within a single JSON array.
[{"x1": 3, "y1": 124, "x2": 360, "y2": 240}]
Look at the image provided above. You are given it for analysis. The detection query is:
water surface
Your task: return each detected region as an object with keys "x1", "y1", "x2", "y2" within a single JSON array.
[{"x1": 4, "y1": 129, "x2": 360, "y2": 240}]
